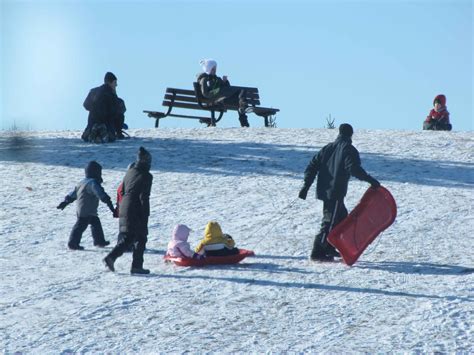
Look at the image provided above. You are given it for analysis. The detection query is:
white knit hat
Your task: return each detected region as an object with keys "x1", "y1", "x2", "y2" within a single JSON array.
[{"x1": 200, "y1": 59, "x2": 217, "y2": 74}]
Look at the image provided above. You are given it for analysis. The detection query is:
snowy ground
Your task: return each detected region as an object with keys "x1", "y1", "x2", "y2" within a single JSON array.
[{"x1": 0, "y1": 127, "x2": 473, "y2": 353}]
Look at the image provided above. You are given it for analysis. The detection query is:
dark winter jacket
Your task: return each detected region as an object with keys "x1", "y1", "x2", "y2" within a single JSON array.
[
  {"x1": 197, "y1": 73, "x2": 242, "y2": 100},
  {"x1": 118, "y1": 163, "x2": 153, "y2": 236},
  {"x1": 83, "y1": 84, "x2": 120, "y2": 127},
  {"x1": 302, "y1": 135, "x2": 376, "y2": 201},
  {"x1": 66, "y1": 178, "x2": 112, "y2": 217}
]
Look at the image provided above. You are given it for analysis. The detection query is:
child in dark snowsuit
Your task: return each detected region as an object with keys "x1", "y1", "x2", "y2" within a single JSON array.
[
  {"x1": 57, "y1": 161, "x2": 115, "y2": 250},
  {"x1": 423, "y1": 94, "x2": 452, "y2": 131}
]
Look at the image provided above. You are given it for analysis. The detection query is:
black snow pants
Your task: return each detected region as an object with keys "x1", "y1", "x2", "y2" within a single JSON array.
[
  {"x1": 311, "y1": 199, "x2": 348, "y2": 258},
  {"x1": 69, "y1": 216, "x2": 107, "y2": 247},
  {"x1": 108, "y1": 233, "x2": 147, "y2": 269},
  {"x1": 220, "y1": 88, "x2": 249, "y2": 127}
]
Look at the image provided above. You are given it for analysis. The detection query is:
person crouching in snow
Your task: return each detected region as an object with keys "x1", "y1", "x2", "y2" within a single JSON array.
[
  {"x1": 423, "y1": 94, "x2": 452, "y2": 131},
  {"x1": 166, "y1": 224, "x2": 204, "y2": 259},
  {"x1": 195, "y1": 221, "x2": 239, "y2": 256},
  {"x1": 57, "y1": 161, "x2": 115, "y2": 250}
]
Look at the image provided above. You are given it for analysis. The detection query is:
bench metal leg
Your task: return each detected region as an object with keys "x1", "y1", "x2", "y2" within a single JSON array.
[
  {"x1": 265, "y1": 115, "x2": 277, "y2": 128},
  {"x1": 155, "y1": 118, "x2": 160, "y2": 128},
  {"x1": 210, "y1": 111, "x2": 216, "y2": 127}
]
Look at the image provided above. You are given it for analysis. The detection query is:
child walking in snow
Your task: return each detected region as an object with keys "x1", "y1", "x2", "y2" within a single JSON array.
[
  {"x1": 195, "y1": 221, "x2": 239, "y2": 256},
  {"x1": 57, "y1": 161, "x2": 115, "y2": 250},
  {"x1": 166, "y1": 224, "x2": 204, "y2": 259},
  {"x1": 423, "y1": 94, "x2": 452, "y2": 131}
]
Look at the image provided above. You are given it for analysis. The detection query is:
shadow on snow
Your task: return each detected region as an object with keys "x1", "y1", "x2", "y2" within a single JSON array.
[
  {"x1": 157, "y1": 273, "x2": 473, "y2": 303},
  {"x1": 0, "y1": 134, "x2": 472, "y2": 188},
  {"x1": 354, "y1": 260, "x2": 474, "y2": 275}
]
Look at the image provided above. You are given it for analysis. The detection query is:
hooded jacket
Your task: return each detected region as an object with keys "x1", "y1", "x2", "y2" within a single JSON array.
[
  {"x1": 195, "y1": 221, "x2": 235, "y2": 254},
  {"x1": 197, "y1": 73, "x2": 231, "y2": 99},
  {"x1": 302, "y1": 135, "x2": 376, "y2": 201},
  {"x1": 425, "y1": 94, "x2": 450, "y2": 124},
  {"x1": 66, "y1": 162, "x2": 111, "y2": 217},
  {"x1": 166, "y1": 224, "x2": 195, "y2": 258}
]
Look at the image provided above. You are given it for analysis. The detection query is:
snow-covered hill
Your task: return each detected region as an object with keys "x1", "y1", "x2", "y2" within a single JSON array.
[{"x1": 1, "y1": 128, "x2": 473, "y2": 353}]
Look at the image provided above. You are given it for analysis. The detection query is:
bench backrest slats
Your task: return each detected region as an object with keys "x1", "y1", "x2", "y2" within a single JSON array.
[
  {"x1": 164, "y1": 93, "x2": 261, "y2": 106},
  {"x1": 166, "y1": 88, "x2": 195, "y2": 96},
  {"x1": 167, "y1": 86, "x2": 259, "y2": 95},
  {"x1": 226, "y1": 86, "x2": 259, "y2": 93}
]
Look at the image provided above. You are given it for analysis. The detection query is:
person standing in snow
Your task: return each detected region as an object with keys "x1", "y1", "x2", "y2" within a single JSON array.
[
  {"x1": 197, "y1": 59, "x2": 250, "y2": 127},
  {"x1": 57, "y1": 161, "x2": 115, "y2": 250},
  {"x1": 298, "y1": 124, "x2": 380, "y2": 261},
  {"x1": 103, "y1": 147, "x2": 153, "y2": 274},
  {"x1": 423, "y1": 94, "x2": 452, "y2": 131}
]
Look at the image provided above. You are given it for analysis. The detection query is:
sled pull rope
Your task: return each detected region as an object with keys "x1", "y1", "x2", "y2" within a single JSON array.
[{"x1": 249, "y1": 198, "x2": 299, "y2": 238}]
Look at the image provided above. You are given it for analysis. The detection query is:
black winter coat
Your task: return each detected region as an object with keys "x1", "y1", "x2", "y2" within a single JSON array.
[
  {"x1": 303, "y1": 135, "x2": 375, "y2": 201},
  {"x1": 197, "y1": 73, "x2": 240, "y2": 100},
  {"x1": 118, "y1": 163, "x2": 153, "y2": 236},
  {"x1": 83, "y1": 84, "x2": 120, "y2": 127}
]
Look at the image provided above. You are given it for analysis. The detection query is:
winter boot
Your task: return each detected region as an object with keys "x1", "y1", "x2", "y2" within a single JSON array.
[
  {"x1": 310, "y1": 254, "x2": 335, "y2": 262},
  {"x1": 326, "y1": 249, "x2": 341, "y2": 258},
  {"x1": 68, "y1": 243, "x2": 84, "y2": 251},
  {"x1": 103, "y1": 256, "x2": 115, "y2": 272},
  {"x1": 310, "y1": 233, "x2": 327, "y2": 260},
  {"x1": 325, "y1": 242, "x2": 341, "y2": 257},
  {"x1": 131, "y1": 267, "x2": 150, "y2": 275},
  {"x1": 238, "y1": 113, "x2": 250, "y2": 127},
  {"x1": 94, "y1": 240, "x2": 110, "y2": 247}
]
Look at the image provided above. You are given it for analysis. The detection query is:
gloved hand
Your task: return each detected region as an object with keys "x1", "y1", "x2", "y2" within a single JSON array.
[
  {"x1": 57, "y1": 201, "x2": 69, "y2": 210},
  {"x1": 113, "y1": 207, "x2": 119, "y2": 218},
  {"x1": 193, "y1": 253, "x2": 205, "y2": 260},
  {"x1": 368, "y1": 176, "x2": 381, "y2": 188},
  {"x1": 298, "y1": 186, "x2": 309, "y2": 200}
]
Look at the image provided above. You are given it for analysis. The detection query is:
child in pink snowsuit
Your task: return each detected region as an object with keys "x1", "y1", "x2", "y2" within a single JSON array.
[{"x1": 166, "y1": 224, "x2": 203, "y2": 259}]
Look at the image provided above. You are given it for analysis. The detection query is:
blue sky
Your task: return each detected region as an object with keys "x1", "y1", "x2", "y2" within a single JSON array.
[{"x1": 1, "y1": 0, "x2": 472, "y2": 131}]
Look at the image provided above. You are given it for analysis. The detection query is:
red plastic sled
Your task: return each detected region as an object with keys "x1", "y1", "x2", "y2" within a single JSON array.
[
  {"x1": 327, "y1": 186, "x2": 397, "y2": 266},
  {"x1": 164, "y1": 249, "x2": 255, "y2": 267}
]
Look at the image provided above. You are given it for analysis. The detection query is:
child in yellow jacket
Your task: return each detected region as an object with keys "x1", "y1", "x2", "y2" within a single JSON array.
[{"x1": 195, "y1": 221, "x2": 239, "y2": 256}]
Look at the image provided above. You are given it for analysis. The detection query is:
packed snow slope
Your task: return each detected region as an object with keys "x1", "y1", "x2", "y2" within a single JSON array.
[{"x1": 0, "y1": 127, "x2": 473, "y2": 353}]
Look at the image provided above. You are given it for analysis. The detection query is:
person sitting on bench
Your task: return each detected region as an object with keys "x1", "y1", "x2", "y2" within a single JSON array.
[{"x1": 197, "y1": 59, "x2": 250, "y2": 127}]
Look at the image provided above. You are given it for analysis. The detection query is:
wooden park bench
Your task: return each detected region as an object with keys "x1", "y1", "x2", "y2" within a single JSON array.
[{"x1": 144, "y1": 83, "x2": 279, "y2": 127}]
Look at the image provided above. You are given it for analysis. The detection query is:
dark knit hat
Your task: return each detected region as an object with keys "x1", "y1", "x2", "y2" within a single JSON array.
[
  {"x1": 85, "y1": 161, "x2": 103, "y2": 182},
  {"x1": 339, "y1": 123, "x2": 354, "y2": 137},
  {"x1": 104, "y1": 72, "x2": 117, "y2": 83},
  {"x1": 137, "y1": 146, "x2": 152, "y2": 167}
]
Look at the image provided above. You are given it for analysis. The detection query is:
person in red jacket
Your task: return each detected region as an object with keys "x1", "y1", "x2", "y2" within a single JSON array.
[{"x1": 423, "y1": 94, "x2": 452, "y2": 131}]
